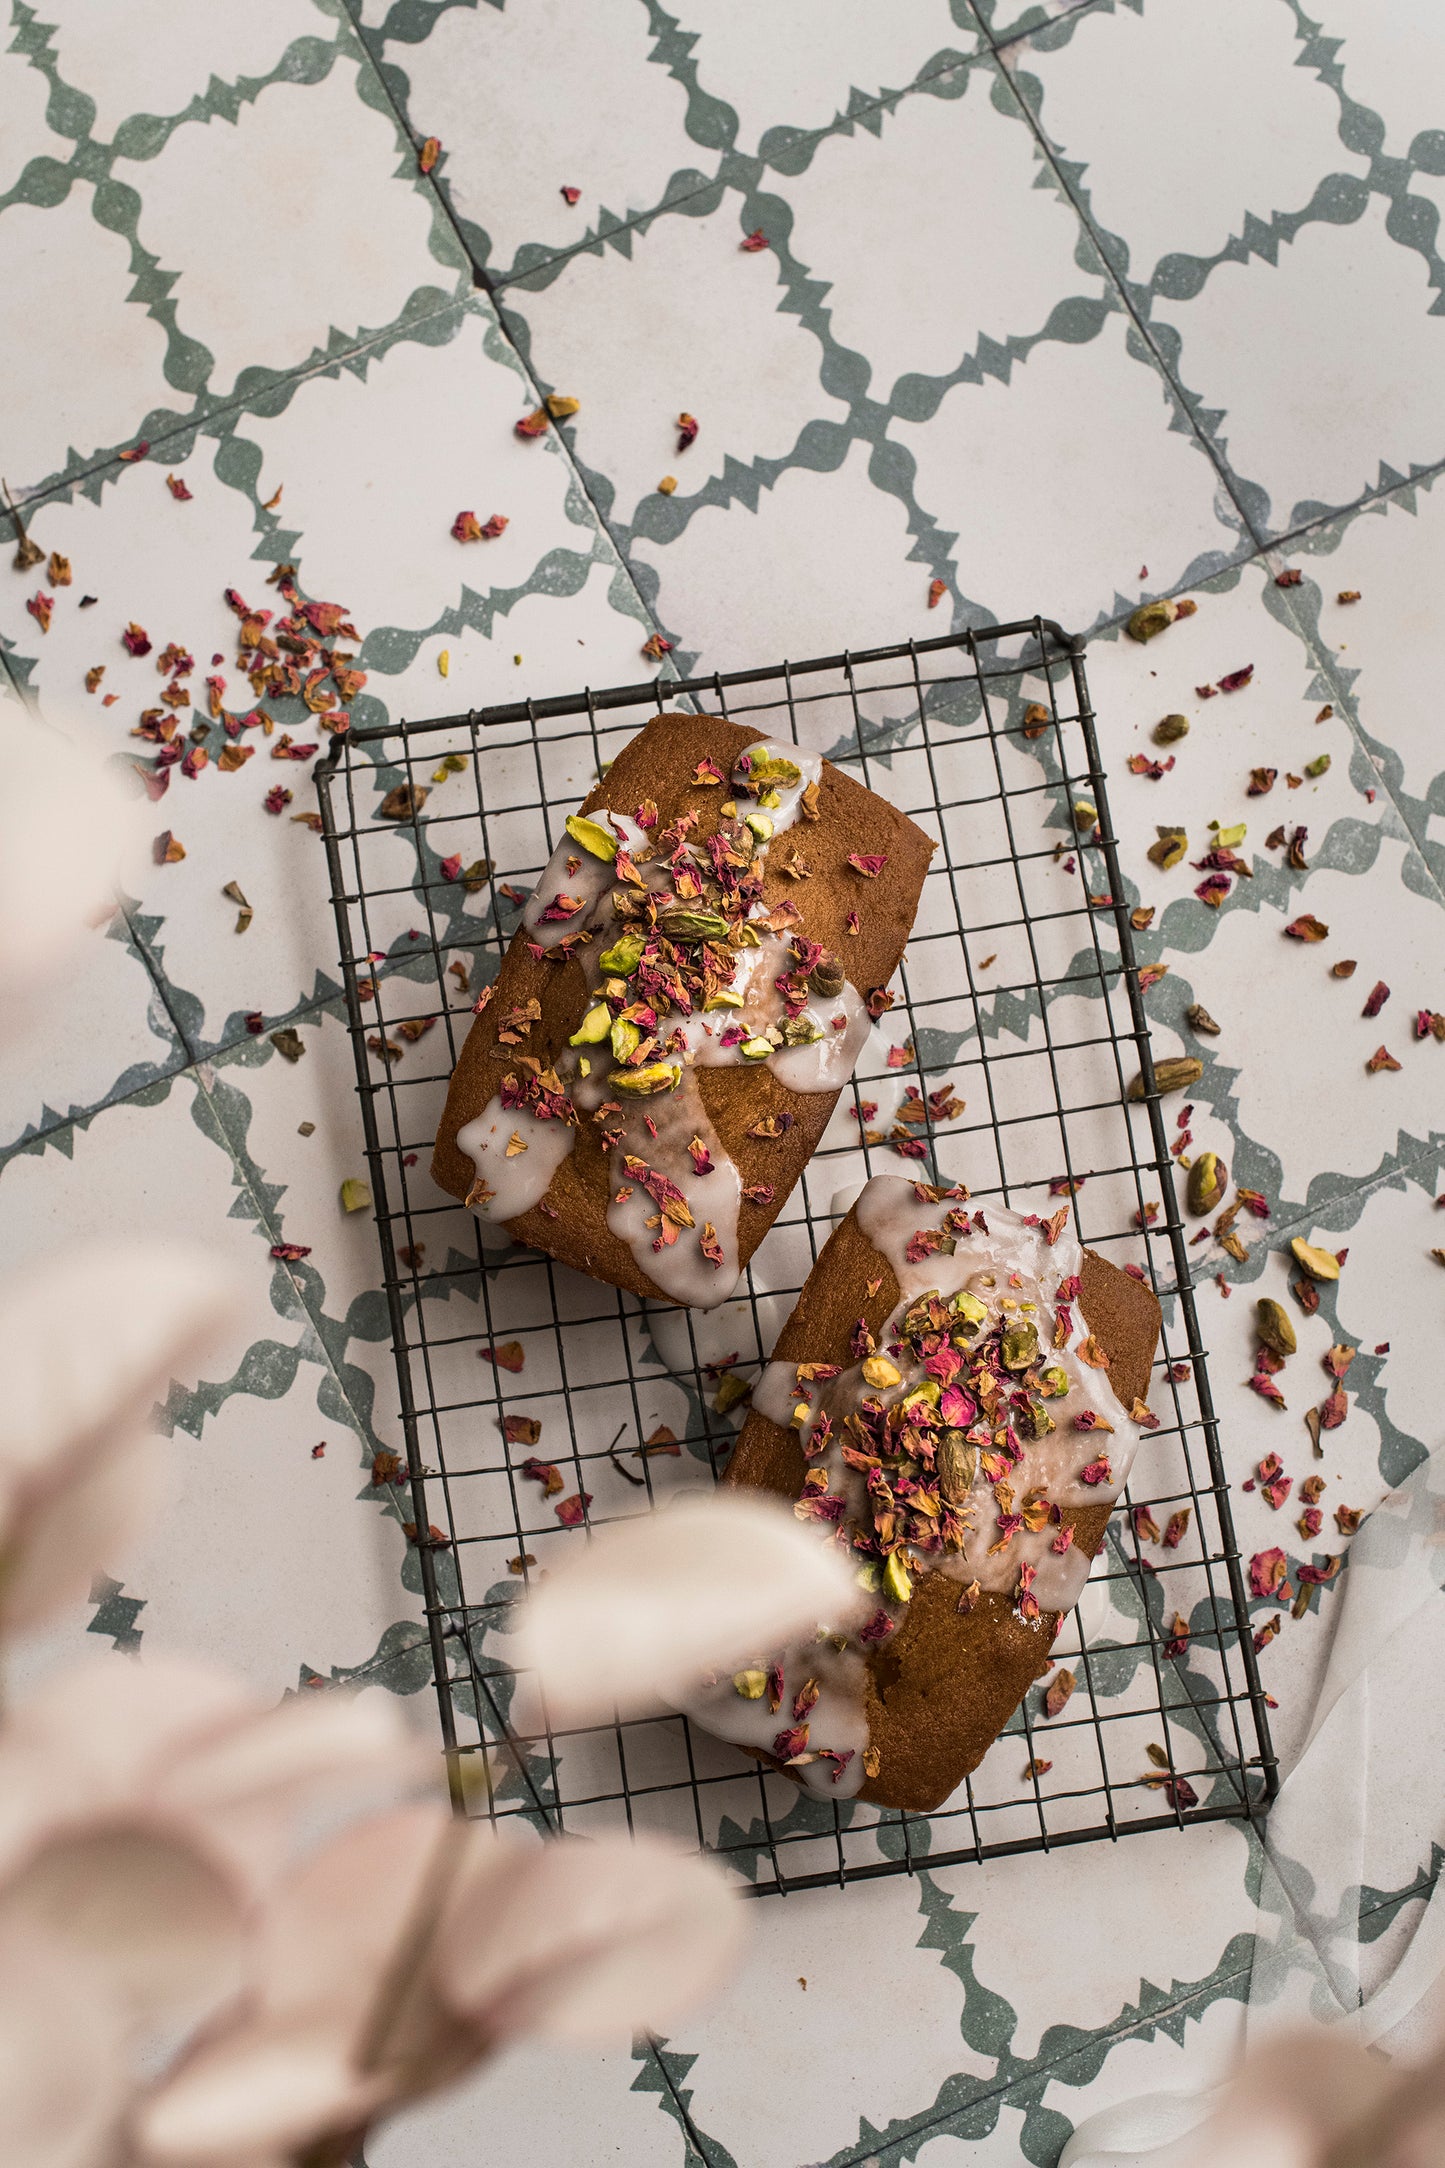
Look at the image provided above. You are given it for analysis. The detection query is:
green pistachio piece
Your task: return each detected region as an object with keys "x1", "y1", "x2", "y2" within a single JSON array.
[
  {"x1": 609, "y1": 1061, "x2": 682, "y2": 1096},
  {"x1": 1305, "y1": 753, "x2": 1331, "y2": 778},
  {"x1": 739, "y1": 1035, "x2": 773, "y2": 1061},
  {"x1": 1290, "y1": 1237, "x2": 1341, "y2": 1282},
  {"x1": 744, "y1": 812, "x2": 774, "y2": 841},
  {"x1": 568, "y1": 1003, "x2": 611, "y2": 1047},
  {"x1": 900, "y1": 1380, "x2": 941, "y2": 1414},
  {"x1": 1021, "y1": 1398, "x2": 1056, "y2": 1441},
  {"x1": 1001, "y1": 1321, "x2": 1039, "y2": 1371},
  {"x1": 1154, "y1": 713, "x2": 1190, "y2": 745},
  {"x1": 1214, "y1": 821, "x2": 1246, "y2": 848},
  {"x1": 733, "y1": 1670, "x2": 768, "y2": 1700},
  {"x1": 598, "y1": 932, "x2": 644, "y2": 976},
  {"x1": 340, "y1": 1178, "x2": 371, "y2": 1214},
  {"x1": 855, "y1": 1561, "x2": 882, "y2": 1593},
  {"x1": 738, "y1": 749, "x2": 802, "y2": 792},
  {"x1": 1125, "y1": 596, "x2": 1189, "y2": 643},
  {"x1": 564, "y1": 813, "x2": 618, "y2": 861},
  {"x1": 883, "y1": 1551, "x2": 913, "y2": 1606},
  {"x1": 609, "y1": 1017, "x2": 641, "y2": 1063},
  {"x1": 733, "y1": 923, "x2": 761, "y2": 948},
  {"x1": 950, "y1": 1288, "x2": 989, "y2": 1329},
  {"x1": 704, "y1": 988, "x2": 745, "y2": 1010},
  {"x1": 1256, "y1": 1297, "x2": 1297, "y2": 1358},
  {"x1": 1128, "y1": 1056, "x2": 1202, "y2": 1100},
  {"x1": 658, "y1": 909, "x2": 730, "y2": 943},
  {"x1": 1072, "y1": 800, "x2": 1098, "y2": 831},
  {"x1": 1147, "y1": 827, "x2": 1188, "y2": 871},
  {"x1": 1186, "y1": 1150, "x2": 1227, "y2": 1216},
  {"x1": 781, "y1": 1016, "x2": 824, "y2": 1046},
  {"x1": 1040, "y1": 1365, "x2": 1070, "y2": 1398}
]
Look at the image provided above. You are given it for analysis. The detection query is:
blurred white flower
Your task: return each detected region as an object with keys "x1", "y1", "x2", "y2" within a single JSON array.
[
  {"x1": 0, "y1": 717, "x2": 145, "y2": 1008},
  {"x1": 513, "y1": 1488, "x2": 867, "y2": 1723},
  {"x1": 137, "y1": 1810, "x2": 742, "y2": 2166},
  {"x1": 0, "y1": 1241, "x2": 235, "y2": 1631}
]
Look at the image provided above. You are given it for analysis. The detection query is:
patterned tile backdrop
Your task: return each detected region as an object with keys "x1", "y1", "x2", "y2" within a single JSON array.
[{"x1": 3, "y1": 1, "x2": 1444, "y2": 2160}]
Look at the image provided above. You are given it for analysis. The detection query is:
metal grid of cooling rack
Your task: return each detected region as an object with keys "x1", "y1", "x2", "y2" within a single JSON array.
[{"x1": 314, "y1": 617, "x2": 1276, "y2": 1898}]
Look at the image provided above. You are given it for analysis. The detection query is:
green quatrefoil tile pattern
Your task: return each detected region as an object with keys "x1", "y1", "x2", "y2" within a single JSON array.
[{"x1": 3, "y1": 1, "x2": 1445, "y2": 2162}]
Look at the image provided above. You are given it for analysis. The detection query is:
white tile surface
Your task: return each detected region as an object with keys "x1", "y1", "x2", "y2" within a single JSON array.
[
  {"x1": 781, "y1": 64, "x2": 1097, "y2": 399},
  {"x1": 1155, "y1": 194, "x2": 1445, "y2": 530},
  {"x1": 1017, "y1": 0, "x2": 1364, "y2": 278},
  {"x1": 893, "y1": 312, "x2": 1238, "y2": 628}
]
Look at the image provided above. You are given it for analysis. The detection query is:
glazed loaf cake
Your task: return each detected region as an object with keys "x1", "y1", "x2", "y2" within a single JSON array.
[
  {"x1": 687, "y1": 1175, "x2": 1161, "y2": 1811},
  {"x1": 432, "y1": 714, "x2": 934, "y2": 1308}
]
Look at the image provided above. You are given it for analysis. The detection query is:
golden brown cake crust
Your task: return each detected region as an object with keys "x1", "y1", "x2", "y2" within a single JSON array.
[
  {"x1": 723, "y1": 1206, "x2": 1162, "y2": 1811},
  {"x1": 431, "y1": 713, "x2": 935, "y2": 1302}
]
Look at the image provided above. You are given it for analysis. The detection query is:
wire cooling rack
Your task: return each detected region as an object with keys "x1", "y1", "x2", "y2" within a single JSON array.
[{"x1": 315, "y1": 619, "x2": 1276, "y2": 1898}]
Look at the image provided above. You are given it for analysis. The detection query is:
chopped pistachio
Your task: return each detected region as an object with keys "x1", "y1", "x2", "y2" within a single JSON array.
[
  {"x1": 1001, "y1": 1321, "x2": 1039, "y2": 1371},
  {"x1": 1072, "y1": 799, "x2": 1098, "y2": 831},
  {"x1": 937, "y1": 1432, "x2": 976, "y2": 1504},
  {"x1": 609, "y1": 1061, "x2": 682, "y2": 1095},
  {"x1": 568, "y1": 1003, "x2": 611, "y2": 1047},
  {"x1": 741, "y1": 750, "x2": 801, "y2": 791},
  {"x1": 744, "y1": 812, "x2": 774, "y2": 841},
  {"x1": 1147, "y1": 827, "x2": 1187, "y2": 871},
  {"x1": 739, "y1": 1036, "x2": 773, "y2": 1061},
  {"x1": 883, "y1": 1551, "x2": 913, "y2": 1604},
  {"x1": 564, "y1": 813, "x2": 618, "y2": 861},
  {"x1": 598, "y1": 932, "x2": 644, "y2": 976},
  {"x1": 609, "y1": 1017, "x2": 641, "y2": 1063},
  {"x1": 1128, "y1": 1056, "x2": 1202, "y2": 1100},
  {"x1": 704, "y1": 988, "x2": 745, "y2": 1010},
  {"x1": 861, "y1": 1355, "x2": 902, "y2": 1389},
  {"x1": 1290, "y1": 1237, "x2": 1341, "y2": 1282},
  {"x1": 951, "y1": 1288, "x2": 988, "y2": 1327},
  {"x1": 657, "y1": 908, "x2": 730, "y2": 943},
  {"x1": 1305, "y1": 753, "x2": 1331, "y2": 778},
  {"x1": 733, "y1": 1670, "x2": 768, "y2": 1700},
  {"x1": 340, "y1": 1178, "x2": 371, "y2": 1214},
  {"x1": 1040, "y1": 1364, "x2": 1070, "y2": 1397},
  {"x1": 1154, "y1": 713, "x2": 1190, "y2": 745},
  {"x1": 1186, "y1": 1151, "x2": 1226, "y2": 1216},
  {"x1": 1256, "y1": 1297, "x2": 1297, "y2": 1358}
]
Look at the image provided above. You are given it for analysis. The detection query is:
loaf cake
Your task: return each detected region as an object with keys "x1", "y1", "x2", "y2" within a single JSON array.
[
  {"x1": 431, "y1": 714, "x2": 934, "y2": 1308},
  {"x1": 684, "y1": 1175, "x2": 1161, "y2": 1811}
]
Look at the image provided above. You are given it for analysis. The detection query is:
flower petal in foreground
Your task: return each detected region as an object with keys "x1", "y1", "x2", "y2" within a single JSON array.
[{"x1": 512, "y1": 1489, "x2": 867, "y2": 1723}]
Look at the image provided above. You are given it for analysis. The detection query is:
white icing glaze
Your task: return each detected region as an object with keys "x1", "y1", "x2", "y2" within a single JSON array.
[
  {"x1": 683, "y1": 1636, "x2": 871, "y2": 1802},
  {"x1": 457, "y1": 1098, "x2": 576, "y2": 1222},
  {"x1": 480, "y1": 736, "x2": 868, "y2": 1309},
  {"x1": 769, "y1": 980, "x2": 871, "y2": 1093},
  {"x1": 682, "y1": 1177, "x2": 1147, "y2": 1798}
]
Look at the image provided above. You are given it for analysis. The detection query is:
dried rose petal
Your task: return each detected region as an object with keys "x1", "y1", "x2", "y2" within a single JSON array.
[
  {"x1": 480, "y1": 1341, "x2": 525, "y2": 1372},
  {"x1": 1362, "y1": 981, "x2": 1390, "y2": 1018},
  {"x1": 739, "y1": 228, "x2": 769, "y2": 252},
  {"x1": 555, "y1": 1493, "x2": 592, "y2": 1527},
  {"x1": 1365, "y1": 1045, "x2": 1401, "y2": 1072},
  {"x1": 418, "y1": 135, "x2": 440, "y2": 173},
  {"x1": 928, "y1": 578, "x2": 946, "y2": 609},
  {"x1": 1284, "y1": 914, "x2": 1328, "y2": 941}
]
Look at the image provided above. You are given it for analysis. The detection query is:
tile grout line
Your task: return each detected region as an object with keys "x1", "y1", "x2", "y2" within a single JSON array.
[
  {"x1": 334, "y1": 0, "x2": 676, "y2": 666},
  {"x1": 0, "y1": 290, "x2": 478, "y2": 525},
  {"x1": 965, "y1": 0, "x2": 1271, "y2": 561}
]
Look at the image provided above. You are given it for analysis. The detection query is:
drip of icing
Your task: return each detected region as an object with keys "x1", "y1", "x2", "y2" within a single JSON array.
[
  {"x1": 682, "y1": 1637, "x2": 871, "y2": 1802},
  {"x1": 457, "y1": 1098, "x2": 576, "y2": 1223},
  {"x1": 683, "y1": 1177, "x2": 1146, "y2": 1798},
  {"x1": 472, "y1": 736, "x2": 882, "y2": 1309}
]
